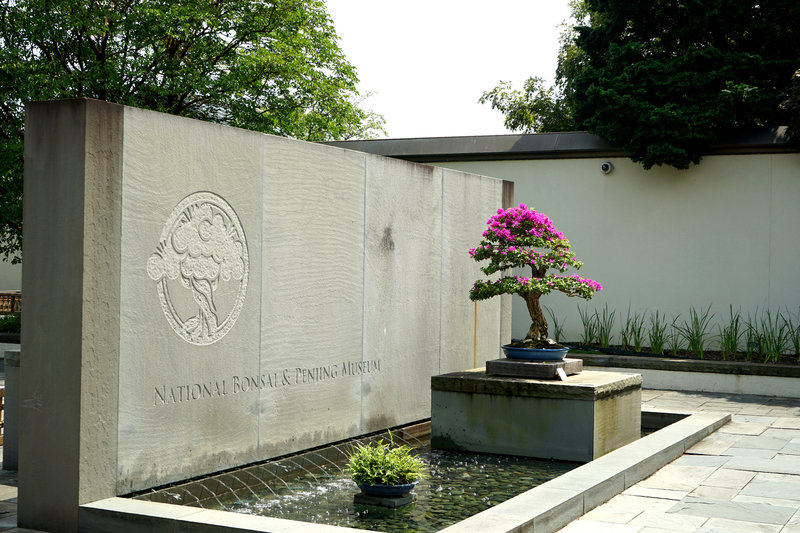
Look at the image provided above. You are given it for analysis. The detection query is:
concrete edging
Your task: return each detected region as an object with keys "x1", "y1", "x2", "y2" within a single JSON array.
[
  {"x1": 78, "y1": 411, "x2": 729, "y2": 533},
  {"x1": 438, "y1": 411, "x2": 730, "y2": 533},
  {"x1": 584, "y1": 364, "x2": 800, "y2": 398}
]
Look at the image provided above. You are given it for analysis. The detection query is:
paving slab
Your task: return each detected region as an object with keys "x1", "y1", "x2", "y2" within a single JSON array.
[
  {"x1": 699, "y1": 468, "x2": 756, "y2": 489},
  {"x1": 784, "y1": 508, "x2": 800, "y2": 533},
  {"x1": 629, "y1": 510, "x2": 708, "y2": 530},
  {"x1": 739, "y1": 473, "x2": 800, "y2": 500},
  {"x1": 622, "y1": 486, "x2": 688, "y2": 501},
  {"x1": 557, "y1": 519, "x2": 642, "y2": 532},
  {"x1": 724, "y1": 456, "x2": 800, "y2": 475},
  {"x1": 730, "y1": 414, "x2": 778, "y2": 425},
  {"x1": 696, "y1": 516, "x2": 782, "y2": 532},
  {"x1": 773, "y1": 417, "x2": 800, "y2": 429},
  {"x1": 762, "y1": 428, "x2": 800, "y2": 440},
  {"x1": 721, "y1": 447, "x2": 778, "y2": 459},
  {"x1": 687, "y1": 485, "x2": 738, "y2": 501},
  {"x1": 636, "y1": 465, "x2": 717, "y2": 492},
  {"x1": 686, "y1": 433, "x2": 740, "y2": 455},
  {"x1": 671, "y1": 455, "x2": 730, "y2": 467},
  {"x1": 562, "y1": 389, "x2": 800, "y2": 533},
  {"x1": 731, "y1": 435, "x2": 791, "y2": 450},
  {"x1": 781, "y1": 439, "x2": 800, "y2": 455},
  {"x1": 717, "y1": 422, "x2": 767, "y2": 435},
  {"x1": 732, "y1": 494, "x2": 800, "y2": 508},
  {"x1": 667, "y1": 496, "x2": 796, "y2": 525}
]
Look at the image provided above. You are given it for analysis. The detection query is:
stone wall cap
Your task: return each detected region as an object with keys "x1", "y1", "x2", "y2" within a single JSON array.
[{"x1": 431, "y1": 369, "x2": 642, "y2": 400}]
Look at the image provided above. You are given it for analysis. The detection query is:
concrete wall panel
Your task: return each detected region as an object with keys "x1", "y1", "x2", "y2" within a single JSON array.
[
  {"x1": 362, "y1": 157, "x2": 443, "y2": 430},
  {"x1": 20, "y1": 100, "x2": 507, "y2": 531},
  {"x1": 117, "y1": 108, "x2": 264, "y2": 492},
  {"x1": 259, "y1": 138, "x2": 365, "y2": 457},
  {"x1": 434, "y1": 154, "x2": 799, "y2": 343},
  {"x1": 440, "y1": 169, "x2": 504, "y2": 372},
  {"x1": 20, "y1": 100, "x2": 124, "y2": 531}
]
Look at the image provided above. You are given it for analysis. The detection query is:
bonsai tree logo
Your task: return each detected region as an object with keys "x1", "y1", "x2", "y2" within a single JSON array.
[
  {"x1": 147, "y1": 192, "x2": 248, "y2": 345},
  {"x1": 469, "y1": 204, "x2": 602, "y2": 346}
]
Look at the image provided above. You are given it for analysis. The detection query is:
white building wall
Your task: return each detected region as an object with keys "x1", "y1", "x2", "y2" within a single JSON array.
[{"x1": 431, "y1": 153, "x2": 800, "y2": 344}]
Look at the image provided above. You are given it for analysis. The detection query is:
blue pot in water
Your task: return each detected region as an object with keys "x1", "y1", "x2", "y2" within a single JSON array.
[
  {"x1": 359, "y1": 481, "x2": 418, "y2": 497},
  {"x1": 501, "y1": 345, "x2": 569, "y2": 361}
]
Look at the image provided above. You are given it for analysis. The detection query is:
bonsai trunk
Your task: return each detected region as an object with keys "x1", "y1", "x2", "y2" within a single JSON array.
[{"x1": 523, "y1": 291, "x2": 548, "y2": 341}]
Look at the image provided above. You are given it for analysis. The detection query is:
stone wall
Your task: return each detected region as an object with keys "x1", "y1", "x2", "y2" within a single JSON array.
[{"x1": 19, "y1": 99, "x2": 510, "y2": 531}]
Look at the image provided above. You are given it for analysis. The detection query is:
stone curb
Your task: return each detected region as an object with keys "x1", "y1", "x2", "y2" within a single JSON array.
[
  {"x1": 575, "y1": 352, "x2": 800, "y2": 379},
  {"x1": 438, "y1": 411, "x2": 731, "y2": 533},
  {"x1": 79, "y1": 411, "x2": 730, "y2": 533}
]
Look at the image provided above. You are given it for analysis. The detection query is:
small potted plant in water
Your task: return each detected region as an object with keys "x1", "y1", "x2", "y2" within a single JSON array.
[
  {"x1": 469, "y1": 204, "x2": 602, "y2": 360},
  {"x1": 346, "y1": 432, "x2": 425, "y2": 498}
]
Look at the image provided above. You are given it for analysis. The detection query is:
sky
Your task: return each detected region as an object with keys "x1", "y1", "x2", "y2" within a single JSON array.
[{"x1": 324, "y1": 0, "x2": 573, "y2": 139}]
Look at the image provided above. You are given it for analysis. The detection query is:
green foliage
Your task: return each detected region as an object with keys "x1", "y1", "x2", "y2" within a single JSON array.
[
  {"x1": 647, "y1": 311, "x2": 668, "y2": 355},
  {"x1": 621, "y1": 307, "x2": 646, "y2": 352},
  {"x1": 480, "y1": 0, "x2": 587, "y2": 133},
  {"x1": 718, "y1": 306, "x2": 743, "y2": 360},
  {"x1": 758, "y1": 310, "x2": 789, "y2": 363},
  {"x1": 594, "y1": 304, "x2": 616, "y2": 349},
  {"x1": 785, "y1": 309, "x2": 800, "y2": 361},
  {"x1": 677, "y1": 305, "x2": 715, "y2": 358},
  {"x1": 544, "y1": 306, "x2": 566, "y2": 342},
  {"x1": 0, "y1": 312, "x2": 20, "y2": 334},
  {"x1": 483, "y1": 0, "x2": 800, "y2": 169},
  {"x1": 578, "y1": 304, "x2": 598, "y2": 345},
  {"x1": 573, "y1": 0, "x2": 800, "y2": 169},
  {"x1": 479, "y1": 77, "x2": 577, "y2": 133},
  {"x1": 0, "y1": 0, "x2": 384, "y2": 263},
  {"x1": 782, "y1": 70, "x2": 800, "y2": 146},
  {"x1": 346, "y1": 433, "x2": 425, "y2": 486}
]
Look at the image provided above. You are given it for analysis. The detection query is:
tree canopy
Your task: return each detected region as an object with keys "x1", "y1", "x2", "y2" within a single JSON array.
[
  {"x1": 482, "y1": 0, "x2": 800, "y2": 170},
  {"x1": 0, "y1": 0, "x2": 384, "y2": 263}
]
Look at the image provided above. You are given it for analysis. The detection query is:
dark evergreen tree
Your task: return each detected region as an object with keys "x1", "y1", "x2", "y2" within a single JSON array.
[
  {"x1": 574, "y1": 0, "x2": 800, "y2": 169},
  {"x1": 482, "y1": 0, "x2": 800, "y2": 169}
]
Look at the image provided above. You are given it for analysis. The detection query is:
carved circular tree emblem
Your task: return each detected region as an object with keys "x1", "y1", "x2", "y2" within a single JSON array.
[{"x1": 147, "y1": 192, "x2": 249, "y2": 345}]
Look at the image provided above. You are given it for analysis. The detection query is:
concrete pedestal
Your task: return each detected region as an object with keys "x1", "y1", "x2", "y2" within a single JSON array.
[
  {"x1": 431, "y1": 369, "x2": 642, "y2": 462},
  {"x1": 486, "y1": 357, "x2": 583, "y2": 379},
  {"x1": 354, "y1": 492, "x2": 417, "y2": 508}
]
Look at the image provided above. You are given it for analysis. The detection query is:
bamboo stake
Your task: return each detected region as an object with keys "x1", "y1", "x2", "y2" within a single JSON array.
[{"x1": 474, "y1": 300, "x2": 478, "y2": 368}]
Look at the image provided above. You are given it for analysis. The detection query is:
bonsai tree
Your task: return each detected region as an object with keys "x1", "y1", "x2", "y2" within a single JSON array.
[{"x1": 469, "y1": 204, "x2": 602, "y2": 347}]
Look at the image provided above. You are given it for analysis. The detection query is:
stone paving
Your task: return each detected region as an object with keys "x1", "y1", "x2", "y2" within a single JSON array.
[
  {"x1": 559, "y1": 389, "x2": 800, "y2": 533},
  {"x1": 0, "y1": 389, "x2": 798, "y2": 532}
]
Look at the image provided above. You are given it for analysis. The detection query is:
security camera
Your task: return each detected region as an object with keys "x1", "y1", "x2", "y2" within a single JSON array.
[{"x1": 600, "y1": 161, "x2": 614, "y2": 174}]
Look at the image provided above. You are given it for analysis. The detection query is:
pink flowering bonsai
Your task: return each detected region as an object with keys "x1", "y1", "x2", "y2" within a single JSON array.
[{"x1": 469, "y1": 204, "x2": 602, "y2": 347}]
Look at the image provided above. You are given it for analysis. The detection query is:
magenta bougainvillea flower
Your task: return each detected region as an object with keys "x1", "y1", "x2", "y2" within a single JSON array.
[{"x1": 470, "y1": 204, "x2": 602, "y2": 342}]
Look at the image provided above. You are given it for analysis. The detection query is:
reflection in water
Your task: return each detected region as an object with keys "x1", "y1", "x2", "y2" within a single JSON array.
[{"x1": 136, "y1": 429, "x2": 577, "y2": 533}]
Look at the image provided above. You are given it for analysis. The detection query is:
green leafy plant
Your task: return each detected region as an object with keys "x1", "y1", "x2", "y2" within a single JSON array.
[
  {"x1": 578, "y1": 304, "x2": 598, "y2": 345},
  {"x1": 648, "y1": 311, "x2": 668, "y2": 355},
  {"x1": 0, "y1": 0, "x2": 386, "y2": 263},
  {"x1": 667, "y1": 316, "x2": 683, "y2": 357},
  {"x1": 759, "y1": 310, "x2": 789, "y2": 363},
  {"x1": 594, "y1": 304, "x2": 616, "y2": 349},
  {"x1": 544, "y1": 306, "x2": 566, "y2": 343},
  {"x1": 717, "y1": 305, "x2": 743, "y2": 360},
  {"x1": 0, "y1": 312, "x2": 20, "y2": 334},
  {"x1": 744, "y1": 311, "x2": 760, "y2": 361},
  {"x1": 677, "y1": 305, "x2": 714, "y2": 358},
  {"x1": 630, "y1": 311, "x2": 646, "y2": 352},
  {"x1": 620, "y1": 306, "x2": 645, "y2": 351},
  {"x1": 346, "y1": 433, "x2": 425, "y2": 486},
  {"x1": 785, "y1": 307, "x2": 800, "y2": 361}
]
